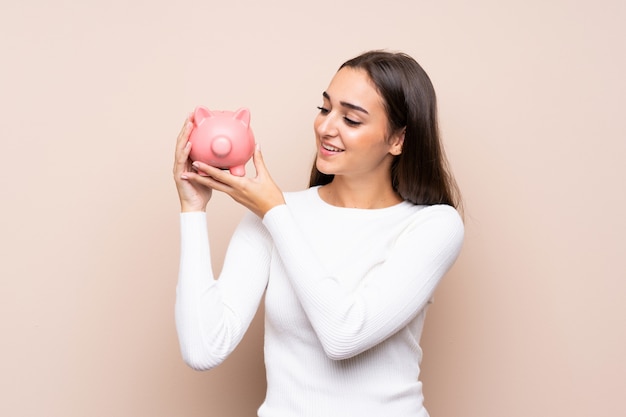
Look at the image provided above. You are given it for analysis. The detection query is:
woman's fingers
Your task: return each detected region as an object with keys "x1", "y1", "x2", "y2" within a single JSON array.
[
  {"x1": 190, "y1": 162, "x2": 235, "y2": 189},
  {"x1": 174, "y1": 117, "x2": 194, "y2": 176},
  {"x1": 250, "y1": 145, "x2": 267, "y2": 177},
  {"x1": 176, "y1": 117, "x2": 192, "y2": 149}
]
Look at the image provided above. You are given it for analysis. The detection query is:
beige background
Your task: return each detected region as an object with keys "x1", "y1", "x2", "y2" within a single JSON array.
[{"x1": 1, "y1": 1, "x2": 624, "y2": 416}]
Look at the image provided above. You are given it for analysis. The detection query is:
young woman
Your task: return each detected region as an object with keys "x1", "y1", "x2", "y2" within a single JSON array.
[{"x1": 173, "y1": 50, "x2": 464, "y2": 417}]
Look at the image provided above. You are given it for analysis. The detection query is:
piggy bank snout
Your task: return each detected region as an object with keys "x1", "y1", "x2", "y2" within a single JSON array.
[{"x1": 211, "y1": 136, "x2": 232, "y2": 157}]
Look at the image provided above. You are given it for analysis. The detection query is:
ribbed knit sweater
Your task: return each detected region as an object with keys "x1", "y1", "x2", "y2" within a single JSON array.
[{"x1": 176, "y1": 186, "x2": 464, "y2": 417}]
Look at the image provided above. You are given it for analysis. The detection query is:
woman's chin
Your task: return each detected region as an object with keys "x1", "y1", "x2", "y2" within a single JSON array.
[{"x1": 315, "y1": 161, "x2": 334, "y2": 176}]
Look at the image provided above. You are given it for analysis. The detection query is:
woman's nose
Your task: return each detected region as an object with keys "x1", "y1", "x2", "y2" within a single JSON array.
[{"x1": 316, "y1": 112, "x2": 339, "y2": 137}]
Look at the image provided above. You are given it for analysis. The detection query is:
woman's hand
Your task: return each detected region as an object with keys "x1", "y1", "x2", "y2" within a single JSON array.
[
  {"x1": 189, "y1": 145, "x2": 286, "y2": 218},
  {"x1": 173, "y1": 116, "x2": 213, "y2": 212}
]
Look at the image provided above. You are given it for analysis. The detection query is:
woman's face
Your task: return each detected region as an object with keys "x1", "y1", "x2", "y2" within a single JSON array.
[{"x1": 313, "y1": 67, "x2": 403, "y2": 180}]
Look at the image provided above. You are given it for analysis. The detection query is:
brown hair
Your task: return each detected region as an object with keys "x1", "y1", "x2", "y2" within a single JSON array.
[{"x1": 309, "y1": 50, "x2": 462, "y2": 210}]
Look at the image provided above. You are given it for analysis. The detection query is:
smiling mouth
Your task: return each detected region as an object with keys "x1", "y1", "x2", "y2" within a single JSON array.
[{"x1": 322, "y1": 143, "x2": 344, "y2": 152}]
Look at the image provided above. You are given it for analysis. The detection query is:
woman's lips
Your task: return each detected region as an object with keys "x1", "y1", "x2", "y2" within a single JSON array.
[{"x1": 320, "y1": 142, "x2": 344, "y2": 155}]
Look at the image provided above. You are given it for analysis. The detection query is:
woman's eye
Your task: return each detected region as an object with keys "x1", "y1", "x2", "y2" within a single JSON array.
[
  {"x1": 344, "y1": 117, "x2": 361, "y2": 126},
  {"x1": 316, "y1": 106, "x2": 360, "y2": 126}
]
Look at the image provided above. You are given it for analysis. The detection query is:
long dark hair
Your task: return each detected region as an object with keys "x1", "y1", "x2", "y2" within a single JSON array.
[{"x1": 309, "y1": 50, "x2": 462, "y2": 210}]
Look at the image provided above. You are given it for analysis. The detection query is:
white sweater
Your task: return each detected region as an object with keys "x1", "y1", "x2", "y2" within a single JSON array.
[{"x1": 176, "y1": 186, "x2": 464, "y2": 417}]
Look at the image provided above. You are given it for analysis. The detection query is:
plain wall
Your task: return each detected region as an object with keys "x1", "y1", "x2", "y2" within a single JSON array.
[{"x1": 1, "y1": 1, "x2": 624, "y2": 416}]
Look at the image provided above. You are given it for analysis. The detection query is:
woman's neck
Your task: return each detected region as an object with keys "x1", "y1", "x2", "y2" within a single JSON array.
[{"x1": 318, "y1": 177, "x2": 403, "y2": 209}]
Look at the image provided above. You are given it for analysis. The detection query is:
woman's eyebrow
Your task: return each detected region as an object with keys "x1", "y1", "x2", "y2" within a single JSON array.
[{"x1": 322, "y1": 91, "x2": 369, "y2": 115}]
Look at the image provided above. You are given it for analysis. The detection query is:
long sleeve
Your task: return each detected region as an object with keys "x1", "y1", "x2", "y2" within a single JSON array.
[
  {"x1": 174, "y1": 189, "x2": 465, "y2": 417},
  {"x1": 262, "y1": 203, "x2": 464, "y2": 360},
  {"x1": 175, "y1": 211, "x2": 271, "y2": 370}
]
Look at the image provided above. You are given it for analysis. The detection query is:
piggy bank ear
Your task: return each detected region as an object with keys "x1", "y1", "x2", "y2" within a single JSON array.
[
  {"x1": 194, "y1": 106, "x2": 214, "y2": 124},
  {"x1": 233, "y1": 108, "x2": 251, "y2": 127}
]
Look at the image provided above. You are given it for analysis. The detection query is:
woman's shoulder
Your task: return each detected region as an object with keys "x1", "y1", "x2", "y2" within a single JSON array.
[
  {"x1": 416, "y1": 203, "x2": 462, "y2": 219},
  {"x1": 405, "y1": 204, "x2": 465, "y2": 245},
  {"x1": 410, "y1": 204, "x2": 463, "y2": 228}
]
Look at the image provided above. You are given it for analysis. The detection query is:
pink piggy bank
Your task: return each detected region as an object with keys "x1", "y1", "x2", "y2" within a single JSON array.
[{"x1": 188, "y1": 106, "x2": 255, "y2": 177}]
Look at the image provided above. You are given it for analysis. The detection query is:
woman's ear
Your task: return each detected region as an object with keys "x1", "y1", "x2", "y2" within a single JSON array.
[{"x1": 389, "y1": 128, "x2": 405, "y2": 156}]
